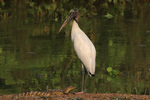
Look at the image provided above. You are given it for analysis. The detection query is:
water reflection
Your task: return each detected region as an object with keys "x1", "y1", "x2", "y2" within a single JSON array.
[{"x1": 0, "y1": 6, "x2": 150, "y2": 96}]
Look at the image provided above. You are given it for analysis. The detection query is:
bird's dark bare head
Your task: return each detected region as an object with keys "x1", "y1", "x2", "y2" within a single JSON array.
[
  {"x1": 69, "y1": 9, "x2": 80, "y2": 21},
  {"x1": 59, "y1": 9, "x2": 80, "y2": 32}
]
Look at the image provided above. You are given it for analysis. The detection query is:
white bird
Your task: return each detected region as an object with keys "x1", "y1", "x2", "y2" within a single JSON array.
[{"x1": 59, "y1": 9, "x2": 96, "y2": 93}]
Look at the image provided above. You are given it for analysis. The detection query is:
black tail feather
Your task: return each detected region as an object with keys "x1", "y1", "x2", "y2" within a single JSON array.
[{"x1": 89, "y1": 72, "x2": 95, "y2": 77}]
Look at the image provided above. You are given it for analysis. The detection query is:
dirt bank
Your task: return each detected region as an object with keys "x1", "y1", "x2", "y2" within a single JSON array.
[{"x1": 0, "y1": 93, "x2": 150, "y2": 100}]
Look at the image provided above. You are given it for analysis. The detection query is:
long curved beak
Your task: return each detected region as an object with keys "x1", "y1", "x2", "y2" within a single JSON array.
[{"x1": 59, "y1": 15, "x2": 72, "y2": 32}]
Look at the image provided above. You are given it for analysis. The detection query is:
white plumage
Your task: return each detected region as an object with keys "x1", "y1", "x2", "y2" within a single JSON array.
[{"x1": 71, "y1": 21, "x2": 96, "y2": 75}]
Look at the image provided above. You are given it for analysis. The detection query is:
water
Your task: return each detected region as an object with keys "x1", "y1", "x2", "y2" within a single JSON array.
[{"x1": 0, "y1": 4, "x2": 150, "y2": 95}]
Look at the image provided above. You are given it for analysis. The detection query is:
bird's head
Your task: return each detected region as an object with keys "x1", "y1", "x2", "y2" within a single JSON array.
[{"x1": 59, "y1": 9, "x2": 80, "y2": 32}]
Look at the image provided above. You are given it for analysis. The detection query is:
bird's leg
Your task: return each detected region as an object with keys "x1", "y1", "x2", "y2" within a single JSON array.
[
  {"x1": 84, "y1": 69, "x2": 87, "y2": 93},
  {"x1": 82, "y1": 64, "x2": 85, "y2": 92},
  {"x1": 82, "y1": 64, "x2": 87, "y2": 93},
  {"x1": 74, "y1": 64, "x2": 85, "y2": 94}
]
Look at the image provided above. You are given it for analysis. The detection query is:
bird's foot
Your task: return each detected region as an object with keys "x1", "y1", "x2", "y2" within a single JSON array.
[{"x1": 73, "y1": 91, "x2": 86, "y2": 94}]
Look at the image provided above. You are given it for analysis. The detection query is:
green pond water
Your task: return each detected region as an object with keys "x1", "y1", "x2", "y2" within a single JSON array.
[{"x1": 0, "y1": 2, "x2": 150, "y2": 95}]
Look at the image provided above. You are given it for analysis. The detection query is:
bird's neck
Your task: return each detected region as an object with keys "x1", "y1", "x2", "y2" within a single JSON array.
[
  {"x1": 72, "y1": 20, "x2": 79, "y2": 30},
  {"x1": 74, "y1": 15, "x2": 80, "y2": 23},
  {"x1": 74, "y1": 18, "x2": 78, "y2": 23},
  {"x1": 71, "y1": 20, "x2": 79, "y2": 42}
]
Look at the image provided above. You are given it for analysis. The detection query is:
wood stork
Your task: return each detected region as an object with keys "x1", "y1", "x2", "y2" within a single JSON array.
[{"x1": 59, "y1": 9, "x2": 96, "y2": 93}]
